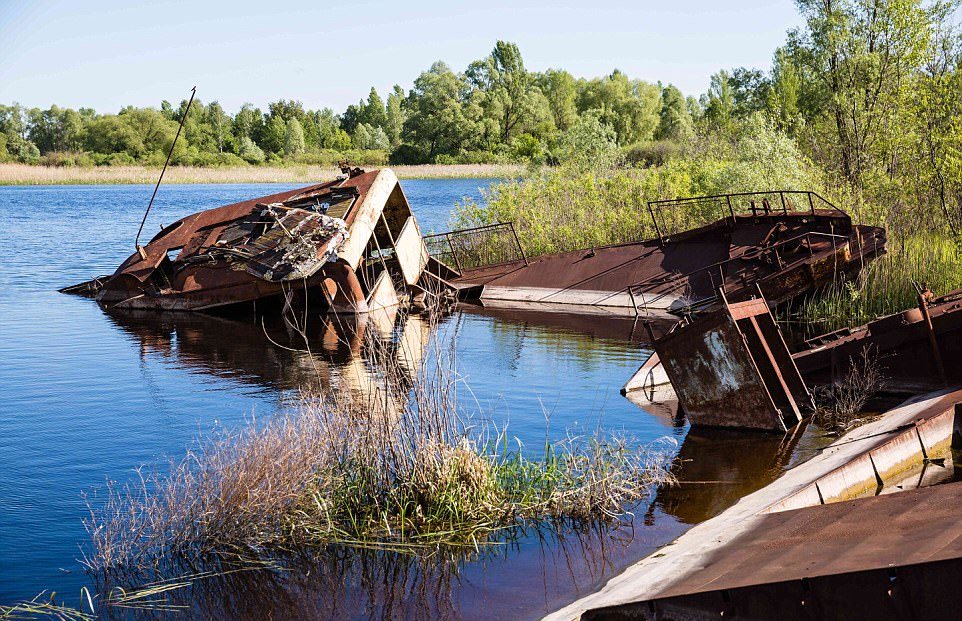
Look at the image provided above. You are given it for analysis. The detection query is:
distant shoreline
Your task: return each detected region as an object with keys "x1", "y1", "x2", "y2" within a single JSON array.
[{"x1": 0, "y1": 163, "x2": 524, "y2": 186}]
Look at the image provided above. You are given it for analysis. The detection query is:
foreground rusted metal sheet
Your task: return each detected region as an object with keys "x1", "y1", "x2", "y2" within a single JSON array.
[
  {"x1": 443, "y1": 191, "x2": 886, "y2": 318},
  {"x1": 575, "y1": 392, "x2": 962, "y2": 621},
  {"x1": 793, "y1": 286, "x2": 962, "y2": 393},
  {"x1": 653, "y1": 295, "x2": 811, "y2": 431},
  {"x1": 583, "y1": 481, "x2": 962, "y2": 621},
  {"x1": 62, "y1": 168, "x2": 431, "y2": 314}
]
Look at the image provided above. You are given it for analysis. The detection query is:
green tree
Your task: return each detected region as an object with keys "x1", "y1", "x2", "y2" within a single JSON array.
[
  {"x1": 26, "y1": 105, "x2": 84, "y2": 153},
  {"x1": 118, "y1": 107, "x2": 180, "y2": 159},
  {"x1": 656, "y1": 84, "x2": 693, "y2": 140},
  {"x1": 466, "y1": 41, "x2": 538, "y2": 143},
  {"x1": 576, "y1": 70, "x2": 661, "y2": 145},
  {"x1": 768, "y1": 47, "x2": 804, "y2": 130},
  {"x1": 262, "y1": 115, "x2": 287, "y2": 155},
  {"x1": 206, "y1": 101, "x2": 231, "y2": 153},
  {"x1": 311, "y1": 108, "x2": 351, "y2": 150},
  {"x1": 702, "y1": 70, "x2": 735, "y2": 127},
  {"x1": 913, "y1": 26, "x2": 962, "y2": 231},
  {"x1": 362, "y1": 87, "x2": 387, "y2": 129},
  {"x1": 385, "y1": 85, "x2": 406, "y2": 147},
  {"x1": 237, "y1": 136, "x2": 265, "y2": 163},
  {"x1": 786, "y1": 0, "x2": 940, "y2": 186},
  {"x1": 404, "y1": 61, "x2": 478, "y2": 158},
  {"x1": 283, "y1": 117, "x2": 306, "y2": 156},
  {"x1": 729, "y1": 67, "x2": 772, "y2": 117},
  {"x1": 555, "y1": 109, "x2": 620, "y2": 170},
  {"x1": 233, "y1": 104, "x2": 262, "y2": 141},
  {"x1": 536, "y1": 69, "x2": 578, "y2": 132}
]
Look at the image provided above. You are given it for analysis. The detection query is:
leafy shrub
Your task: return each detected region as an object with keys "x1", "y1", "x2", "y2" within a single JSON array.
[
  {"x1": 553, "y1": 110, "x2": 621, "y2": 171},
  {"x1": 6, "y1": 134, "x2": 40, "y2": 163},
  {"x1": 39, "y1": 151, "x2": 95, "y2": 167},
  {"x1": 455, "y1": 115, "x2": 826, "y2": 257},
  {"x1": 102, "y1": 152, "x2": 135, "y2": 166},
  {"x1": 623, "y1": 140, "x2": 682, "y2": 167},
  {"x1": 390, "y1": 143, "x2": 429, "y2": 165},
  {"x1": 237, "y1": 136, "x2": 265, "y2": 164}
]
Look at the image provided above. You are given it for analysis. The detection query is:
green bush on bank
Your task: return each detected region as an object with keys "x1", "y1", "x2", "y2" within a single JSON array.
[{"x1": 455, "y1": 115, "x2": 825, "y2": 257}]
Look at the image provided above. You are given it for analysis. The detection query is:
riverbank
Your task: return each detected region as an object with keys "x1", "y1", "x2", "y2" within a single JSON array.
[{"x1": 0, "y1": 162, "x2": 524, "y2": 185}]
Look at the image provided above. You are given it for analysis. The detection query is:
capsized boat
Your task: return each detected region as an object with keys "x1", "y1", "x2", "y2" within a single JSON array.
[{"x1": 62, "y1": 168, "x2": 437, "y2": 314}]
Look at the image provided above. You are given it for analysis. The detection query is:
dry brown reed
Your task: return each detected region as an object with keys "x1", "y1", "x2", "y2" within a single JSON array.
[
  {"x1": 0, "y1": 163, "x2": 522, "y2": 185},
  {"x1": 813, "y1": 346, "x2": 885, "y2": 434},
  {"x1": 81, "y1": 310, "x2": 675, "y2": 578}
]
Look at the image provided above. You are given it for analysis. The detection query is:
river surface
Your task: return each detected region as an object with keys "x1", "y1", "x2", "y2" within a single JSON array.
[{"x1": 0, "y1": 179, "x2": 823, "y2": 619}]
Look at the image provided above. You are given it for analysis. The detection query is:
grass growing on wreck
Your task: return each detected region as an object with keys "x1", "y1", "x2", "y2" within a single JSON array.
[
  {"x1": 795, "y1": 233, "x2": 962, "y2": 334},
  {"x1": 82, "y1": 332, "x2": 674, "y2": 574}
]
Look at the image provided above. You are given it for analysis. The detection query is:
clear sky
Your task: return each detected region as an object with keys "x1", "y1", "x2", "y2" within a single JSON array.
[{"x1": 0, "y1": 0, "x2": 804, "y2": 113}]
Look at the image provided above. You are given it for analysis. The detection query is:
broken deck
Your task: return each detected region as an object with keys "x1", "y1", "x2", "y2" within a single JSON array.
[{"x1": 446, "y1": 191, "x2": 885, "y2": 318}]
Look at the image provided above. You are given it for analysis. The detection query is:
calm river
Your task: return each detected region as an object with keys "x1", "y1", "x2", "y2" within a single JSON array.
[{"x1": 0, "y1": 179, "x2": 817, "y2": 619}]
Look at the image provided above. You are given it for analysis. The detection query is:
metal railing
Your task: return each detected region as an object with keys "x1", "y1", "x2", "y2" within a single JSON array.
[
  {"x1": 646, "y1": 190, "x2": 844, "y2": 244},
  {"x1": 621, "y1": 229, "x2": 861, "y2": 316},
  {"x1": 422, "y1": 222, "x2": 527, "y2": 274}
]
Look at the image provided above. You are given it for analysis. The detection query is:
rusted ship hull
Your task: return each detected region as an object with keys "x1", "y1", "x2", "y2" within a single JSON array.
[
  {"x1": 793, "y1": 287, "x2": 962, "y2": 393},
  {"x1": 63, "y1": 168, "x2": 431, "y2": 315},
  {"x1": 442, "y1": 191, "x2": 885, "y2": 318}
]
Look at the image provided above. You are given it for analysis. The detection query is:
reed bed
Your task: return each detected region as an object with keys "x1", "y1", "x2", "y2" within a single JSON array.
[
  {"x1": 794, "y1": 233, "x2": 962, "y2": 334},
  {"x1": 0, "y1": 163, "x2": 522, "y2": 185},
  {"x1": 81, "y1": 316, "x2": 675, "y2": 578}
]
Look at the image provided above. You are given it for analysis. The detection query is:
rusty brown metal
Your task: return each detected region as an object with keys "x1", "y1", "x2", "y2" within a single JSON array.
[
  {"x1": 586, "y1": 482, "x2": 962, "y2": 620},
  {"x1": 62, "y1": 169, "x2": 432, "y2": 315},
  {"x1": 653, "y1": 293, "x2": 810, "y2": 431},
  {"x1": 793, "y1": 287, "x2": 962, "y2": 393},
  {"x1": 445, "y1": 191, "x2": 886, "y2": 318}
]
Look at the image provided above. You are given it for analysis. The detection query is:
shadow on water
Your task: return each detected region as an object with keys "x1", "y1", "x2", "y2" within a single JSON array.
[{"x1": 654, "y1": 426, "x2": 811, "y2": 524}]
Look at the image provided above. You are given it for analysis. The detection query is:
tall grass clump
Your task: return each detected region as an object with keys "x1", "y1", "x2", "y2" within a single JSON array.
[
  {"x1": 82, "y1": 320, "x2": 675, "y2": 577},
  {"x1": 796, "y1": 233, "x2": 962, "y2": 333}
]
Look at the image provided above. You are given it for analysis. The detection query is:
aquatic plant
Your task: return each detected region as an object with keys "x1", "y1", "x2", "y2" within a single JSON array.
[
  {"x1": 0, "y1": 577, "x2": 202, "y2": 620},
  {"x1": 81, "y1": 314, "x2": 675, "y2": 577},
  {"x1": 812, "y1": 346, "x2": 886, "y2": 434}
]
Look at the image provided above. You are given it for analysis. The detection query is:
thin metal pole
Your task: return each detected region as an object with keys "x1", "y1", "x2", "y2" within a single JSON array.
[
  {"x1": 649, "y1": 204, "x2": 664, "y2": 245},
  {"x1": 446, "y1": 235, "x2": 463, "y2": 273},
  {"x1": 135, "y1": 86, "x2": 197, "y2": 255},
  {"x1": 916, "y1": 286, "x2": 948, "y2": 387},
  {"x1": 509, "y1": 222, "x2": 528, "y2": 266}
]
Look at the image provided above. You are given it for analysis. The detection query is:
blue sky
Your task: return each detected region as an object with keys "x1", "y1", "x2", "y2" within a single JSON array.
[{"x1": 0, "y1": 0, "x2": 803, "y2": 113}]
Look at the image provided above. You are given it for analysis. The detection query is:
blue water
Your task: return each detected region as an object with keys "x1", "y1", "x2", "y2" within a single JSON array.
[{"x1": 0, "y1": 179, "x2": 690, "y2": 618}]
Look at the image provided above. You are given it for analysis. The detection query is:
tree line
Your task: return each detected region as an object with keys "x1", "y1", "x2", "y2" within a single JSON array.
[
  {"x1": 0, "y1": 40, "x2": 707, "y2": 168},
  {"x1": 2, "y1": 0, "x2": 961, "y2": 230}
]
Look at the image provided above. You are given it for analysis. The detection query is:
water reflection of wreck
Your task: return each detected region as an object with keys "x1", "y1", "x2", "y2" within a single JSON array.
[{"x1": 106, "y1": 306, "x2": 432, "y2": 411}]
